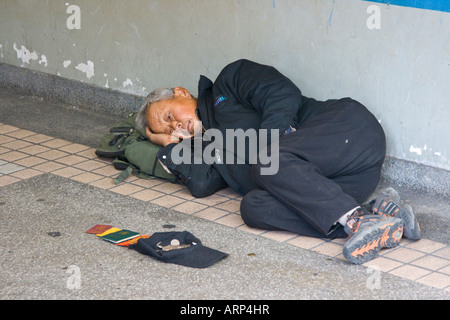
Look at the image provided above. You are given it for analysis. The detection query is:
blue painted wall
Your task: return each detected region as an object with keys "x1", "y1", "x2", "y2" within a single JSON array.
[{"x1": 364, "y1": 0, "x2": 450, "y2": 13}]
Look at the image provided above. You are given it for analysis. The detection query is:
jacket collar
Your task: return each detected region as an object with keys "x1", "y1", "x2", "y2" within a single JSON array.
[{"x1": 196, "y1": 75, "x2": 217, "y2": 130}]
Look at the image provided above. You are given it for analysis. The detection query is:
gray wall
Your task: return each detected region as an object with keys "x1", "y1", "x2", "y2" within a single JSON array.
[{"x1": 0, "y1": 0, "x2": 449, "y2": 171}]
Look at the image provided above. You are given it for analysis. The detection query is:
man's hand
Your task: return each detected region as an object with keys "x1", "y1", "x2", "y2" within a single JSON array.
[
  {"x1": 145, "y1": 126, "x2": 179, "y2": 146},
  {"x1": 145, "y1": 126, "x2": 194, "y2": 147}
]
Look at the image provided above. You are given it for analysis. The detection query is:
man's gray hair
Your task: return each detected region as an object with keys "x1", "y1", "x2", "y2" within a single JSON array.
[{"x1": 136, "y1": 88, "x2": 175, "y2": 130}]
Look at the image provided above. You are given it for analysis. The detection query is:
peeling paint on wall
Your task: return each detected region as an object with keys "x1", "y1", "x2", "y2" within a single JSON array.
[
  {"x1": 74, "y1": 60, "x2": 95, "y2": 79},
  {"x1": 38, "y1": 55, "x2": 48, "y2": 67},
  {"x1": 409, "y1": 144, "x2": 446, "y2": 163},
  {"x1": 13, "y1": 43, "x2": 39, "y2": 65},
  {"x1": 103, "y1": 73, "x2": 109, "y2": 88},
  {"x1": 409, "y1": 145, "x2": 422, "y2": 155},
  {"x1": 122, "y1": 78, "x2": 133, "y2": 87}
]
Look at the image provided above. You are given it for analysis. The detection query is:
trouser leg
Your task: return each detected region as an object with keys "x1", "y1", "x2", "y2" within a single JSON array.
[
  {"x1": 241, "y1": 98, "x2": 386, "y2": 237},
  {"x1": 241, "y1": 164, "x2": 382, "y2": 238},
  {"x1": 241, "y1": 188, "x2": 347, "y2": 238}
]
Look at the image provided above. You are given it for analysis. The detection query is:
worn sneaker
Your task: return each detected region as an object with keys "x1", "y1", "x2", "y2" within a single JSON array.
[
  {"x1": 370, "y1": 187, "x2": 421, "y2": 240},
  {"x1": 343, "y1": 209, "x2": 404, "y2": 265}
]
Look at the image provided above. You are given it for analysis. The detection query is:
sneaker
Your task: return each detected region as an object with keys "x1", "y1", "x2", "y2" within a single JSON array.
[
  {"x1": 370, "y1": 187, "x2": 421, "y2": 240},
  {"x1": 343, "y1": 209, "x2": 404, "y2": 265}
]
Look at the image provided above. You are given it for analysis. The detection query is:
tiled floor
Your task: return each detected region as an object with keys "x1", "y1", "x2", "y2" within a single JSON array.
[{"x1": 1, "y1": 122, "x2": 449, "y2": 292}]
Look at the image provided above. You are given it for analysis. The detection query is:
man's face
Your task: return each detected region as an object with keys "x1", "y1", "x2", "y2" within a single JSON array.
[{"x1": 146, "y1": 87, "x2": 200, "y2": 136}]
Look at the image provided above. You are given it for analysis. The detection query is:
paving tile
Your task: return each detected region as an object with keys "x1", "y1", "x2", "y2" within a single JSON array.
[
  {"x1": 15, "y1": 156, "x2": 47, "y2": 167},
  {"x1": 0, "y1": 175, "x2": 21, "y2": 187},
  {"x1": 405, "y1": 239, "x2": 447, "y2": 253},
  {"x1": 0, "y1": 125, "x2": 19, "y2": 134},
  {"x1": 262, "y1": 230, "x2": 297, "y2": 242},
  {"x1": 363, "y1": 256, "x2": 404, "y2": 272},
  {"x1": 2, "y1": 140, "x2": 33, "y2": 150},
  {"x1": 58, "y1": 143, "x2": 90, "y2": 153},
  {"x1": 92, "y1": 165, "x2": 120, "y2": 177},
  {"x1": 329, "y1": 237, "x2": 348, "y2": 245},
  {"x1": 0, "y1": 135, "x2": 15, "y2": 145},
  {"x1": 0, "y1": 146, "x2": 10, "y2": 154},
  {"x1": 172, "y1": 201, "x2": 207, "y2": 214},
  {"x1": 215, "y1": 213, "x2": 245, "y2": 228},
  {"x1": 123, "y1": 175, "x2": 139, "y2": 183},
  {"x1": 310, "y1": 242, "x2": 344, "y2": 257},
  {"x1": 129, "y1": 189, "x2": 165, "y2": 201},
  {"x1": 55, "y1": 154, "x2": 86, "y2": 165},
  {"x1": 52, "y1": 167, "x2": 85, "y2": 178},
  {"x1": 70, "y1": 172, "x2": 105, "y2": 184},
  {"x1": 215, "y1": 199, "x2": 241, "y2": 213},
  {"x1": 150, "y1": 195, "x2": 186, "y2": 208},
  {"x1": 77, "y1": 148, "x2": 97, "y2": 159},
  {"x1": 389, "y1": 265, "x2": 431, "y2": 281},
  {"x1": 151, "y1": 182, "x2": 186, "y2": 194},
  {"x1": 128, "y1": 177, "x2": 164, "y2": 188},
  {"x1": 215, "y1": 187, "x2": 241, "y2": 198},
  {"x1": 89, "y1": 177, "x2": 116, "y2": 189},
  {"x1": 0, "y1": 151, "x2": 29, "y2": 162},
  {"x1": 0, "y1": 124, "x2": 19, "y2": 134},
  {"x1": 416, "y1": 272, "x2": 450, "y2": 290},
  {"x1": 6, "y1": 129, "x2": 35, "y2": 139},
  {"x1": 10, "y1": 168, "x2": 42, "y2": 179},
  {"x1": 36, "y1": 149, "x2": 69, "y2": 160},
  {"x1": 0, "y1": 163, "x2": 25, "y2": 174},
  {"x1": 19, "y1": 145, "x2": 51, "y2": 155},
  {"x1": 40, "y1": 138, "x2": 71, "y2": 148},
  {"x1": 33, "y1": 161, "x2": 66, "y2": 172},
  {"x1": 109, "y1": 183, "x2": 144, "y2": 195},
  {"x1": 23, "y1": 133, "x2": 53, "y2": 144},
  {"x1": 411, "y1": 255, "x2": 450, "y2": 271},
  {"x1": 438, "y1": 265, "x2": 450, "y2": 275},
  {"x1": 382, "y1": 247, "x2": 426, "y2": 263},
  {"x1": 237, "y1": 224, "x2": 266, "y2": 235},
  {"x1": 193, "y1": 194, "x2": 228, "y2": 206},
  {"x1": 432, "y1": 246, "x2": 450, "y2": 260},
  {"x1": 194, "y1": 207, "x2": 229, "y2": 221},
  {"x1": 172, "y1": 188, "x2": 197, "y2": 200},
  {"x1": 287, "y1": 236, "x2": 328, "y2": 250},
  {"x1": 73, "y1": 160, "x2": 107, "y2": 171}
]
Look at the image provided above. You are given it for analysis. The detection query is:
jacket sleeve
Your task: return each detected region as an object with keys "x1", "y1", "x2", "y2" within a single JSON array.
[
  {"x1": 214, "y1": 59, "x2": 303, "y2": 136},
  {"x1": 156, "y1": 140, "x2": 228, "y2": 198}
]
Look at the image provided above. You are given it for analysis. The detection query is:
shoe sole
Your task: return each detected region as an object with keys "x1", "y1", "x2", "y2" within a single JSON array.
[{"x1": 343, "y1": 218, "x2": 404, "y2": 265}]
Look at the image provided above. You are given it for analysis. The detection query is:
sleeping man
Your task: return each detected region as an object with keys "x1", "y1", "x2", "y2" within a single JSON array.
[{"x1": 136, "y1": 59, "x2": 420, "y2": 264}]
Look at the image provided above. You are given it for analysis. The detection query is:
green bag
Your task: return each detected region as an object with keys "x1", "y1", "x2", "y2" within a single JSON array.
[{"x1": 95, "y1": 112, "x2": 178, "y2": 184}]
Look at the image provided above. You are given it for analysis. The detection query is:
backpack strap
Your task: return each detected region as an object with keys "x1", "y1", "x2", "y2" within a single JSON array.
[{"x1": 113, "y1": 164, "x2": 133, "y2": 184}]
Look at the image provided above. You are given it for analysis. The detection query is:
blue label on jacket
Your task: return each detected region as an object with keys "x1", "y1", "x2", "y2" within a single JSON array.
[{"x1": 214, "y1": 96, "x2": 227, "y2": 108}]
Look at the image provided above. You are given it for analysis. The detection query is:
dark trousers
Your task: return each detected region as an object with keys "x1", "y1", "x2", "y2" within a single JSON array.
[{"x1": 240, "y1": 98, "x2": 386, "y2": 239}]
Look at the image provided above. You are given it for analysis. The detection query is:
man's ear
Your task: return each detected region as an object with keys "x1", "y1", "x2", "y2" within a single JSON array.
[{"x1": 173, "y1": 87, "x2": 192, "y2": 98}]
